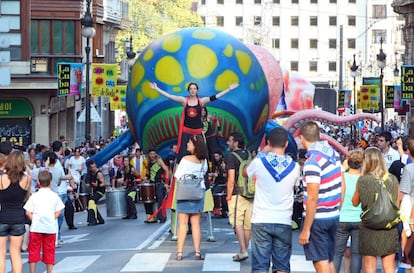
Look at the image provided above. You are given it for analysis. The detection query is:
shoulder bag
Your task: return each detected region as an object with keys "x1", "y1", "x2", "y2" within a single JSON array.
[
  {"x1": 360, "y1": 173, "x2": 401, "y2": 230},
  {"x1": 175, "y1": 161, "x2": 205, "y2": 201}
]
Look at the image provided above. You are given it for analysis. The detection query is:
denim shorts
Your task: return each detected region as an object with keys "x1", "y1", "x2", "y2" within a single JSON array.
[
  {"x1": 251, "y1": 223, "x2": 292, "y2": 273},
  {"x1": 0, "y1": 223, "x2": 26, "y2": 236},
  {"x1": 303, "y1": 218, "x2": 338, "y2": 262}
]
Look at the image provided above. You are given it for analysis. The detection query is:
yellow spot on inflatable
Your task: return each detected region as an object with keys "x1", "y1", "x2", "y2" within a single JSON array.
[
  {"x1": 235, "y1": 50, "x2": 252, "y2": 75},
  {"x1": 223, "y1": 44, "x2": 233, "y2": 57},
  {"x1": 142, "y1": 80, "x2": 160, "y2": 99},
  {"x1": 131, "y1": 62, "x2": 145, "y2": 89},
  {"x1": 162, "y1": 34, "x2": 182, "y2": 53},
  {"x1": 137, "y1": 92, "x2": 143, "y2": 104},
  {"x1": 155, "y1": 56, "x2": 184, "y2": 85},
  {"x1": 143, "y1": 49, "x2": 153, "y2": 61},
  {"x1": 250, "y1": 83, "x2": 255, "y2": 90},
  {"x1": 172, "y1": 86, "x2": 183, "y2": 93},
  {"x1": 215, "y1": 70, "x2": 239, "y2": 91},
  {"x1": 187, "y1": 45, "x2": 217, "y2": 79},
  {"x1": 192, "y1": 29, "x2": 216, "y2": 40}
]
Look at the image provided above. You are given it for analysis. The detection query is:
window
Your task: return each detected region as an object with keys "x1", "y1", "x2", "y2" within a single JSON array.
[
  {"x1": 201, "y1": 0, "x2": 206, "y2": 4},
  {"x1": 291, "y1": 16, "x2": 299, "y2": 26},
  {"x1": 201, "y1": 16, "x2": 206, "y2": 25},
  {"x1": 291, "y1": 39, "x2": 299, "y2": 49},
  {"x1": 292, "y1": 0, "x2": 298, "y2": 3},
  {"x1": 329, "y1": 39, "x2": 336, "y2": 48},
  {"x1": 373, "y1": 5, "x2": 386, "y2": 19},
  {"x1": 348, "y1": 16, "x2": 356, "y2": 26},
  {"x1": 236, "y1": 0, "x2": 243, "y2": 3},
  {"x1": 349, "y1": 0, "x2": 356, "y2": 3},
  {"x1": 216, "y1": 16, "x2": 224, "y2": 26},
  {"x1": 235, "y1": 17, "x2": 243, "y2": 26},
  {"x1": 272, "y1": 38, "x2": 280, "y2": 49},
  {"x1": 291, "y1": 61, "x2": 298, "y2": 71},
  {"x1": 328, "y1": 62, "x2": 336, "y2": 71},
  {"x1": 348, "y1": 38, "x2": 356, "y2": 49},
  {"x1": 310, "y1": 39, "x2": 318, "y2": 49},
  {"x1": 309, "y1": 61, "x2": 318, "y2": 71},
  {"x1": 254, "y1": 0, "x2": 261, "y2": 3},
  {"x1": 311, "y1": 0, "x2": 318, "y2": 3},
  {"x1": 329, "y1": 16, "x2": 337, "y2": 26},
  {"x1": 329, "y1": 0, "x2": 337, "y2": 3},
  {"x1": 272, "y1": 16, "x2": 280, "y2": 26},
  {"x1": 310, "y1": 16, "x2": 318, "y2": 26},
  {"x1": 217, "y1": 0, "x2": 224, "y2": 4},
  {"x1": 273, "y1": 0, "x2": 280, "y2": 3},
  {"x1": 1, "y1": 0, "x2": 22, "y2": 60},
  {"x1": 31, "y1": 19, "x2": 76, "y2": 74},
  {"x1": 372, "y1": 30, "x2": 386, "y2": 43},
  {"x1": 254, "y1": 16, "x2": 262, "y2": 26}
]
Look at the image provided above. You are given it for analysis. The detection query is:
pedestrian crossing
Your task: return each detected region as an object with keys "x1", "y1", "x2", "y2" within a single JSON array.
[{"x1": 8, "y1": 253, "x2": 315, "y2": 273}]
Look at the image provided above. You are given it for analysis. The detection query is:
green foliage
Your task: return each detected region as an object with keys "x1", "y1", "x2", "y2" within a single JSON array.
[{"x1": 116, "y1": 0, "x2": 203, "y2": 62}]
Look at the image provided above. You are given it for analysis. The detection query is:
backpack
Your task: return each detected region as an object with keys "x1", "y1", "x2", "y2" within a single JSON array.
[
  {"x1": 232, "y1": 151, "x2": 255, "y2": 199},
  {"x1": 360, "y1": 173, "x2": 401, "y2": 230}
]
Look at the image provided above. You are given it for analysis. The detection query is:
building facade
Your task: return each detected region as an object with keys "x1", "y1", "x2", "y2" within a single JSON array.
[
  {"x1": 0, "y1": 0, "x2": 127, "y2": 148},
  {"x1": 197, "y1": 0, "x2": 405, "y2": 90}
]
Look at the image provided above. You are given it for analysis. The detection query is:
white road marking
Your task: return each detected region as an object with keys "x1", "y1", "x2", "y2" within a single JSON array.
[
  {"x1": 202, "y1": 253, "x2": 240, "y2": 271},
  {"x1": 121, "y1": 253, "x2": 170, "y2": 272},
  {"x1": 135, "y1": 221, "x2": 170, "y2": 250},
  {"x1": 49, "y1": 255, "x2": 100, "y2": 273}
]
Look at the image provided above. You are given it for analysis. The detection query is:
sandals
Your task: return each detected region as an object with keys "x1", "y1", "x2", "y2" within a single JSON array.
[
  {"x1": 232, "y1": 252, "x2": 248, "y2": 262},
  {"x1": 175, "y1": 252, "x2": 183, "y2": 261},
  {"x1": 195, "y1": 251, "x2": 205, "y2": 260}
]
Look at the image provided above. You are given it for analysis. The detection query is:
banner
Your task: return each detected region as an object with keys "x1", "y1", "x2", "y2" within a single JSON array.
[
  {"x1": 401, "y1": 65, "x2": 414, "y2": 100},
  {"x1": 91, "y1": 64, "x2": 118, "y2": 97},
  {"x1": 57, "y1": 62, "x2": 83, "y2": 96},
  {"x1": 359, "y1": 85, "x2": 379, "y2": 112},
  {"x1": 394, "y1": 85, "x2": 402, "y2": 111},
  {"x1": 337, "y1": 90, "x2": 345, "y2": 110},
  {"x1": 110, "y1": 85, "x2": 127, "y2": 111},
  {"x1": 385, "y1": 85, "x2": 394, "y2": 109}
]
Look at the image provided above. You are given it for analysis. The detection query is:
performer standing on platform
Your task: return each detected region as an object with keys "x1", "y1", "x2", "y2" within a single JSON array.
[
  {"x1": 144, "y1": 148, "x2": 169, "y2": 223},
  {"x1": 149, "y1": 81, "x2": 239, "y2": 162}
]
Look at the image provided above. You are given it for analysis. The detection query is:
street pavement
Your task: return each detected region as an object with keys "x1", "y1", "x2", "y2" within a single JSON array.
[{"x1": 6, "y1": 200, "x2": 380, "y2": 273}]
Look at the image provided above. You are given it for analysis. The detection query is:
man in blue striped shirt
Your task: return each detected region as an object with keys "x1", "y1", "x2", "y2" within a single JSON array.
[{"x1": 298, "y1": 121, "x2": 342, "y2": 273}]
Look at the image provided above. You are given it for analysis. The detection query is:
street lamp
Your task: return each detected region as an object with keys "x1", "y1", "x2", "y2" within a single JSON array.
[
  {"x1": 126, "y1": 35, "x2": 136, "y2": 68},
  {"x1": 394, "y1": 53, "x2": 400, "y2": 78},
  {"x1": 350, "y1": 54, "x2": 359, "y2": 113},
  {"x1": 376, "y1": 37, "x2": 386, "y2": 132},
  {"x1": 350, "y1": 54, "x2": 359, "y2": 145},
  {"x1": 81, "y1": 0, "x2": 96, "y2": 144}
]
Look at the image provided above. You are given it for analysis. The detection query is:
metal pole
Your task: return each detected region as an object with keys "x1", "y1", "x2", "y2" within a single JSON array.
[
  {"x1": 85, "y1": 37, "x2": 91, "y2": 144},
  {"x1": 380, "y1": 69, "x2": 384, "y2": 131}
]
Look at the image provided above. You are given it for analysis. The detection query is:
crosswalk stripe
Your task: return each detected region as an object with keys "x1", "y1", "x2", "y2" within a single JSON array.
[
  {"x1": 6, "y1": 258, "x2": 27, "y2": 273},
  {"x1": 290, "y1": 254, "x2": 314, "y2": 271},
  {"x1": 121, "y1": 253, "x2": 170, "y2": 272},
  {"x1": 7, "y1": 253, "x2": 315, "y2": 272},
  {"x1": 202, "y1": 253, "x2": 240, "y2": 272},
  {"x1": 51, "y1": 255, "x2": 100, "y2": 273}
]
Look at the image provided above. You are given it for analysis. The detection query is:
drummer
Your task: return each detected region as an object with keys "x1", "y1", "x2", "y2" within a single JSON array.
[
  {"x1": 115, "y1": 156, "x2": 139, "y2": 220},
  {"x1": 143, "y1": 148, "x2": 170, "y2": 224}
]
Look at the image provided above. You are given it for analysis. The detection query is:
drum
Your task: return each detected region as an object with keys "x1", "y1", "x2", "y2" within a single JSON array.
[
  {"x1": 213, "y1": 192, "x2": 226, "y2": 210},
  {"x1": 140, "y1": 183, "x2": 156, "y2": 203}
]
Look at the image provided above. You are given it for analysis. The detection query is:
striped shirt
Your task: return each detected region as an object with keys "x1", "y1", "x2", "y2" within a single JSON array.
[{"x1": 303, "y1": 141, "x2": 342, "y2": 220}]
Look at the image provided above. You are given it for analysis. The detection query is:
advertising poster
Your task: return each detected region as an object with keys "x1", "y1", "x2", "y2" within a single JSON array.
[
  {"x1": 91, "y1": 64, "x2": 118, "y2": 97},
  {"x1": 57, "y1": 63, "x2": 83, "y2": 96}
]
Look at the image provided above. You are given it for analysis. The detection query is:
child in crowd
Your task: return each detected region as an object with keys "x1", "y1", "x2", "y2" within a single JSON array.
[{"x1": 24, "y1": 171, "x2": 65, "y2": 273}]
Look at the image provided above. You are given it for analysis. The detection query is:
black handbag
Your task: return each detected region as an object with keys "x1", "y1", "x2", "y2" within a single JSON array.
[
  {"x1": 175, "y1": 162, "x2": 205, "y2": 201},
  {"x1": 360, "y1": 174, "x2": 401, "y2": 230}
]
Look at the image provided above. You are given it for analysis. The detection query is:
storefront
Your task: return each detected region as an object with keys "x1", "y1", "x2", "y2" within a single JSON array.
[{"x1": 0, "y1": 98, "x2": 33, "y2": 148}]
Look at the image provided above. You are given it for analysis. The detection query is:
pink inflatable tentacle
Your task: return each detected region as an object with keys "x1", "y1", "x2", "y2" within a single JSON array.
[
  {"x1": 320, "y1": 133, "x2": 349, "y2": 156},
  {"x1": 283, "y1": 109, "x2": 380, "y2": 134}
]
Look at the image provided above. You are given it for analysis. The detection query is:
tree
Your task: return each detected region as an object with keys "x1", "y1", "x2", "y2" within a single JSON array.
[{"x1": 116, "y1": 0, "x2": 203, "y2": 61}]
